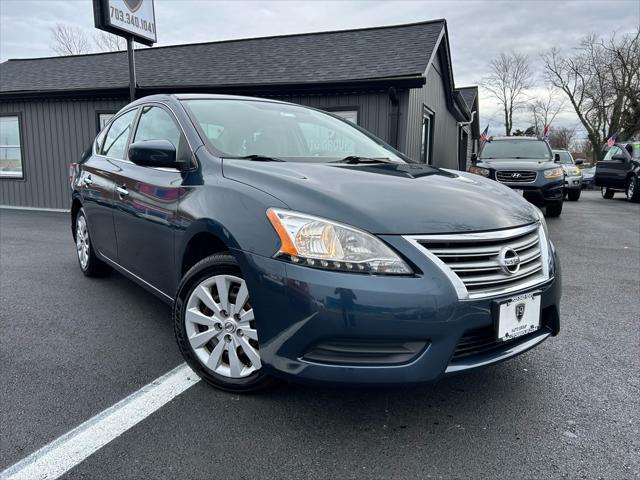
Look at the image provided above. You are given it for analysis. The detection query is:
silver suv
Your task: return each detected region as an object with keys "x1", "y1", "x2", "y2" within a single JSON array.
[{"x1": 553, "y1": 150, "x2": 583, "y2": 201}]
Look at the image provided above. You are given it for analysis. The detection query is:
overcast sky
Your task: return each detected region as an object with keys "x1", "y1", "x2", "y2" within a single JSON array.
[{"x1": 1, "y1": 0, "x2": 638, "y2": 138}]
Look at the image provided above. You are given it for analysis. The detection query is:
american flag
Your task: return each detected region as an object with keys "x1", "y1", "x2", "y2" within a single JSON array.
[
  {"x1": 607, "y1": 132, "x2": 618, "y2": 148},
  {"x1": 480, "y1": 125, "x2": 489, "y2": 143},
  {"x1": 542, "y1": 125, "x2": 550, "y2": 140}
]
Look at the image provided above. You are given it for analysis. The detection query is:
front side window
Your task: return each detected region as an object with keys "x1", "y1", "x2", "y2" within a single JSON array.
[
  {"x1": 133, "y1": 106, "x2": 182, "y2": 148},
  {"x1": 603, "y1": 146, "x2": 623, "y2": 161},
  {"x1": 182, "y1": 99, "x2": 402, "y2": 162},
  {"x1": 101, "y1": 109, "x2": 137, "y2": 159},
  {"x1": 481, "y1": 140, "x2": 551, "y2": 160},
  {"x1": 553, "y1": 151, "x2": 573, "y2": 164},
  {"x1": 0, "y1": 116, "x2": 23, "y2": 178}
]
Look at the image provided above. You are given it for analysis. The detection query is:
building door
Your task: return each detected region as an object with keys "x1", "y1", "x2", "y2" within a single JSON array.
[
  {"x1": 112, "y1": 105, "x2": 186, "y2": 296},
  {"x1": 420, "y1": 107, "x2": 434, "y2": 165},
  {"x1": 458, "y1": 129, "x2": 469, "y2": 171}
]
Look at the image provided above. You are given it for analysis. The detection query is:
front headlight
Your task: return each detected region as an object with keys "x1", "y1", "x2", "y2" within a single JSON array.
[
  {"x1": 469, "y1": 166, "x2": 490, "y2": 177},
  {"x1": 266, "y1": 208, "x2": 412, "y2": 275},
  {"x1": 534, "y1": 206, "x2": 549, "y2": 238},
  {"x1": 544, "y1": 167, "x2": 563, "y2": 179}
]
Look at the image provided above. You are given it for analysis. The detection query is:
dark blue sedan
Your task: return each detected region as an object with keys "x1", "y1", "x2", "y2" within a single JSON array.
[{"x1": 70, "y1": 94, "x2": 561, "y2": 392}]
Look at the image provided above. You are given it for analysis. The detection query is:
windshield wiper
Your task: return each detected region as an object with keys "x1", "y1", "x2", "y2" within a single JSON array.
[
  {"x1": 223, "y1": 154, "x2": 286, "y2": 162},
  {"x1": 331, "y1": 156, "x2": 394, "y2": 164}
]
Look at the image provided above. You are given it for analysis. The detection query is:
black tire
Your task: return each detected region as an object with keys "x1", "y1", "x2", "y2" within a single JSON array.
[
  {"x1": 567, "y1": 189, "x2": 581, "y2": 201},
  {"x1": 74, "y1": 208, "x2": 112, "y2": 277},
  {"x1": 174, "y1": 253, "x2": 276, "y2": 393},
  {"x1": 626, "y1": 176, "x2": 640, "y2": 203},
  {"x1": 601, "y1": 187, "x2": 615, "y2": 199},
  {"x1": 545, "y1": 201, "x2": 563, "y2": 217}
]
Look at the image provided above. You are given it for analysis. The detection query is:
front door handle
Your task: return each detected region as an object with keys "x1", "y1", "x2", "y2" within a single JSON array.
[
  {"x1": 116, "y1": 186, "x2": 129, "y2": 197},
  {"x1": 83, "y1": 175, "x2": 93, "y2": 186}
]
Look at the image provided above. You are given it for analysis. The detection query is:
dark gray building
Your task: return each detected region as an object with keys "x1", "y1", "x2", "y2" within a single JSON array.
[{"x1": 0, "y1": 20, "x2": 479, "y2": 210}]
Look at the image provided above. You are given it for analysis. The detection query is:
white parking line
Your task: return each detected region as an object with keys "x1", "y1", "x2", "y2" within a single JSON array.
[{"x1": 0, "y1": 363, "x2": 200, "y2": 480}]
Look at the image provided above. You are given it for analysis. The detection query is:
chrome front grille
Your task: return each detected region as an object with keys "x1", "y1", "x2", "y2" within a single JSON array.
[
  {"x1": 496, "y1": 170, "x2": 537, "y2": 183},
  {"x1": 405, "y1": 223, "x2": 550, "y2": 299}
]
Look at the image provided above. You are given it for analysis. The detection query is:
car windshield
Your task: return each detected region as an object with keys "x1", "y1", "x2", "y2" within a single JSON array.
[
  {"x1": 553, "y1": 151, "x2": 573, "y2": 164},
  {"x1": 182, "y1": 99, "x2": 404, "y2": 162},
  {"x1": 481, "y1": 140, "x2": 551, "y2": 160}
]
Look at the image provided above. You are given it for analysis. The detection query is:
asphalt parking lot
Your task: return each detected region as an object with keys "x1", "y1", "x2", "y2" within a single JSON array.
[{"x1": 1, "y1": 190, "x2": 639, "y2": 480}]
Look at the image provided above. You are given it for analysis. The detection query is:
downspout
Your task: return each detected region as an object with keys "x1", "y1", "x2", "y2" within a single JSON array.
[
  {"x1": 388, "y1": 86, "x2": 400, "y2": 149},
  {"x1": 457, "y1": 110, "x2": 476, "y2": 127}
]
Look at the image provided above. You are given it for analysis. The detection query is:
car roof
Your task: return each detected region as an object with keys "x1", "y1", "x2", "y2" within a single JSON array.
[
  {"x1": 127, "y1": 93, "x2": 300, "y2": 110},
  {"x1": 489, "y1": 136, "x2": 543, "y2": 141}
]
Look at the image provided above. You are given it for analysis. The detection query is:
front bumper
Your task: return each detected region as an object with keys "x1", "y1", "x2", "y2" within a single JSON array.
[
  {"x1": 234, "y1": 240, "x2": 561, "y2": 386},
  {"x1": 565, "y1": 175, "x2": 583, "y2": 190},
  {"x1": 490, "y1": 173, "x2": 564, "y2": 207}
]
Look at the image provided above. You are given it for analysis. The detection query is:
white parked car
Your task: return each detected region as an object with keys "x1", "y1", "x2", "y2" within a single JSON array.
[{"x1": 553, "y1": 150, "x2": 583, "y2": 201}]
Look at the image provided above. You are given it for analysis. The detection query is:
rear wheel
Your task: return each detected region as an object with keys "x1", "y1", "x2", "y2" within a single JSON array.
[
  {"x1": 174, "y1": 254, "x2": 275, "y2": 393},
  {"x1": 545, "y1": 202, "x2": 563, "y2": 217},
  {"x1": 626, "y1": 176, "x2": 640, "y2": 203},
  {"x1": 75, "y1": 208, "x2": 112, "y2": 277},
  {"x1": 567, "y1": 189, "x2": 581, "y2": 201},
  {"x1": 601, "y1": 187, "x2": 615, "y2": 199}
]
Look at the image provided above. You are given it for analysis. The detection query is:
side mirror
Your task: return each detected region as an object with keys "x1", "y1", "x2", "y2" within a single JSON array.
[
  {"x1": 612, "y1": 154, "x2": 627, "y2": 162},
  {"x1": 554, "y1": 153, "x2": 561, "y2": 162},
  {"x1": 574, "y1": 159, "x2": 584, "y2": 165},
  {"x1": 470, "y1": 153, "x2": 478, "y2": 163},
  {"x1": 128, "y1": 140, "x2": 179, "y2": 169}
]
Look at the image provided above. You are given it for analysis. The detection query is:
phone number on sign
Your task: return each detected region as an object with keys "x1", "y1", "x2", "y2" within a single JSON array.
[{"x1": 110, "y1": 6, "x2": 155, "y2": 35}]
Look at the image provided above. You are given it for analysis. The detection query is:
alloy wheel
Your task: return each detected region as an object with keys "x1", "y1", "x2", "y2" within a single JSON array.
[
  {"x1": 76, "y1": 215, "x2": 90, "y2": 269},
  {"x1": 628, "y1": 178, "x2": 635, "y2": 200},
  {"x1": 185, "y1": 274, "x2": 261, "y2": 378}
]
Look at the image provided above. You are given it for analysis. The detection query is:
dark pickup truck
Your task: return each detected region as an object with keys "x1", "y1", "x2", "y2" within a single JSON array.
[{"x1": 595, "y1": 142, "x2": 640, "y2": 202}]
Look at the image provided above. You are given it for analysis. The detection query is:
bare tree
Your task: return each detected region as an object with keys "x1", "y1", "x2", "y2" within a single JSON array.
[
  {"x1": 50, "y1": 24, "x2": 91, "y2": 56},
  {"x1": 481, "y1": 52, "x2": 534, "y2": 135},
  {"x1": 542, "y1": 29, "x2": 640, "y2": 161},
  {"x1": 548, "y1": 126, "x2": 577, "y2": 150},
  {"x1": 93, "y1": 32, "x2": 126, "y2": 52},
  {"x1": 529, "y1": 88, "x2": 566, "y2": 135}
]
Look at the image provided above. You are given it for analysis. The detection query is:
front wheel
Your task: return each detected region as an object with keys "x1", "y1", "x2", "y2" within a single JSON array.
[
  {"x1": 567, "y1": 189, "x2": 581, "y2": 201},
  {"x1": 174, "y1": 254, "x2": 275, "y2": 393},
  {"x1": 545, "y1": 202, "x2": 563, "y2": 217},
  {"x1": 626, "y1": 176, "x2": 640, "y2": 203},
  {"x1": 601, "y1": 187, "x2": 615, "y2": 199}
]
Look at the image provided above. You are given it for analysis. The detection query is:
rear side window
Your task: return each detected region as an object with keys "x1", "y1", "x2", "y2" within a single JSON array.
[
  {"x1": 133, "y1": 106, "x2": 181, "y2": 148},
  {"x1": 101, "y1": 109, "x2": 137, "y2": 159}
]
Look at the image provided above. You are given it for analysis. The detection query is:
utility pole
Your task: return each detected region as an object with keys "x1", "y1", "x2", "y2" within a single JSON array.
[{"x1": 127, "y1": 36, "x2": 136, "y2": 102}]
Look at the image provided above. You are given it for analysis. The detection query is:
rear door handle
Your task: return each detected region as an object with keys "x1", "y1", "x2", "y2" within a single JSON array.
[{"x1": 116, "y1": 186, "x2": 129, "y2": 197}]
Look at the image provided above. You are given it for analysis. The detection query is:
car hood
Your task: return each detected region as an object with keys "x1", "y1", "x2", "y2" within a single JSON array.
[
  {"x1": 477, "y1": 159, "x2": 557, "y2": 170},
  {"x1": 222, "y1": 160, "x2": 539, "y2": 234}
]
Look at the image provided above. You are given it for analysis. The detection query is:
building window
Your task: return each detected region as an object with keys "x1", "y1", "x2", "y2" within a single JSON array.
[
  {"x1": 331, "y1": 110, "x2": 358, "y2": 125},
  {"x1": 97, "y1": 112, "x2": 115, "y2": 132},
  {"x1": 0, "y1": 116, "x2": 23, "y2": 178},
  {"x1": 421, "y1": 107, "x2": 434, "y2": 165}
]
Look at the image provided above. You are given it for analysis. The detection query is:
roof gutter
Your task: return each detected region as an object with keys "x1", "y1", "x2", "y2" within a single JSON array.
[{"x1": 0, "y1": 75, "x2": 426, "y2": 101}]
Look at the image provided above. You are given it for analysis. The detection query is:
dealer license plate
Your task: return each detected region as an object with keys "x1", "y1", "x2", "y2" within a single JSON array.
[{"x1": 497, "y1": 292, "x2": 541, "y2": 341}]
